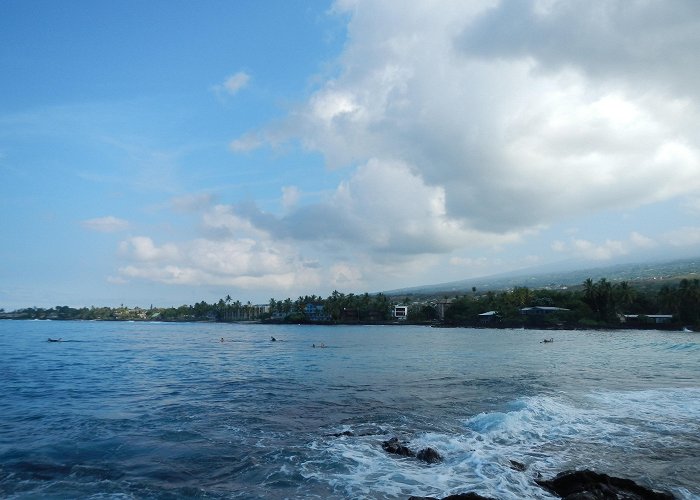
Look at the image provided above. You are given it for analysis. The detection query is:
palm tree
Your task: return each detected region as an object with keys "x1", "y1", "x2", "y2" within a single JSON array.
[
  {"x1": 583, "y1": 278, "x2": 595, "y2": 304},
  {"x1": 614, "y1": 281, "x2": 635, "y2": 313}
]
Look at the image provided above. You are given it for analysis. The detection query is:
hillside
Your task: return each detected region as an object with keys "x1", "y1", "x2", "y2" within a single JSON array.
[{"x1": 384, "y1": 257, "x2": 700, "y2": 299}]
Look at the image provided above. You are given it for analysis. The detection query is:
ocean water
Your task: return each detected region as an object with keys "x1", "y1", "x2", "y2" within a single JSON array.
[{"x1": 0, "y1": 321, "x2": 698, "y2": 499}]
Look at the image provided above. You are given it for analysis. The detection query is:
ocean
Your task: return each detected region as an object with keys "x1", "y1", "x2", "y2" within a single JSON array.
[{"x1": 0, "y1": 320, "x2": 698, "y2": 499}]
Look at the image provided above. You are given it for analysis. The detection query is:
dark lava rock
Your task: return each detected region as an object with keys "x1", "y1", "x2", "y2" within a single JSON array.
[
  {"x1": 535, "y1": 470, "x2": 675, "y2": 500},
  {"x1": 508, "y1": 459, "x2": 526, "y2": 472},
  {"x1": 329, "y1": 430, "x2": 354, "y2": 437},
  {"x1": 443, "y1": 494, "x2": 497, "y2": 500},
  {"x1": 408, "y1": 494, "x2": 496, "y2": 500},
  {"x1": 416, "y1": 447, "x2": 443, "y2": 464},
  {"x1": 382, "y1": 437, "x2": 415, "y2": 457}
]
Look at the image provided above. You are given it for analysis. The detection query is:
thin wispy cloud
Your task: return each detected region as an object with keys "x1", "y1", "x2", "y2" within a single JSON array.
[
  {"x1": 82, "y1": 216, "x2": 129, "y2": 233},
  {"x1": 213, "y1": 71, "x2": 251, "y2": 98}
]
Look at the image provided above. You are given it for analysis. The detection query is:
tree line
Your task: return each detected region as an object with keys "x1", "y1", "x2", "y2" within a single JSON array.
[
  {"x1": 442, "y1": 278, "x2": 700, "y2": 328},
  {"x1": 0, "y1": 291, "x2": 393, "y2": 324},
  {"x1": 2, "y1": 278, "x2": 699, "y2": 328}
]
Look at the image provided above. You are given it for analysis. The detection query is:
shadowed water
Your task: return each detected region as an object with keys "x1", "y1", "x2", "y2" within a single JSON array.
[{"x1": 1, "y1": 321, "x2": 698, "y2": 499}]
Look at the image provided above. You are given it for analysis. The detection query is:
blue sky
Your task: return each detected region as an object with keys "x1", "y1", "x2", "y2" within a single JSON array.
[{"x1": 2, "y1": 0, "x2": 700, "y2": 310}]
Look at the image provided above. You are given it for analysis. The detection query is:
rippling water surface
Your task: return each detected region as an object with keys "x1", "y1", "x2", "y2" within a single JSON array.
[{"x1": 1, "y1": 321, "x2": 698, "y2": 499}]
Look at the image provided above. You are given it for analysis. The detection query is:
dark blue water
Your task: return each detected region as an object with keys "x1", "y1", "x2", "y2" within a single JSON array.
[{"x1": 1, "y1": 321, "x2": 698, "y2": 499}]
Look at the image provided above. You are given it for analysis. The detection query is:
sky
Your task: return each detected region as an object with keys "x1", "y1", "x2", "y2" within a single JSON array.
[{"x1": 2, "y1": 0, "x2": 700, "y2": 310}]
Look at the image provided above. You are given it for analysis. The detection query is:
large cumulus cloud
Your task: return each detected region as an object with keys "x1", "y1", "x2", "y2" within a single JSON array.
[{"x1": 252, "y1": 0, "x2": 700, "y2": 235}]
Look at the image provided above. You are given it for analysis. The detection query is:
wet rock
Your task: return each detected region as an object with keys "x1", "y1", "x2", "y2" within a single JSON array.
[
  {"x1": 329, "y1": 430, "x2": 354, "y2": 437},
  {"x1": 416, "y1": 447, "x2": 442, "y2": 464},
  {"x1": 535, "y1": 470, "x2": 675, "y2": 499},
  {"x1": 407, "y1": 494, "x2": 496, "y2": 500},
  {"x1": 442, "y1": 494, "x2": 497, "y2": 500},
  {"x1": 381, "y1": 438, "x2": 443, "y2": 464},
  {"x1": 382, "y1": 437, "x2": 415, "y2": 457},
  {"x1": 508, "y1": 459, "x2": 526, "y2": 472}
]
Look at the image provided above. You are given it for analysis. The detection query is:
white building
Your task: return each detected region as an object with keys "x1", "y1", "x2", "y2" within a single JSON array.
[{"x1": 393, "y1": 305, "x2": 408, "y2": 320}]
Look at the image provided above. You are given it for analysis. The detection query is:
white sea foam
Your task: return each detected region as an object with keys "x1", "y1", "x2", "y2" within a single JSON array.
[{"x1": 303, "y1": 388, "x2": 700, "y2": 499}]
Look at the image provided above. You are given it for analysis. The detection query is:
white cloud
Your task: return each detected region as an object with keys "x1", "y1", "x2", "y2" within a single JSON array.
[
  {"x1": 663, "y1": 226, "x2": 700, "y2": 247},
  {"x1": 107, "y1": 275, "x2": 128, "y2": 285},
  {"x1": 230, "y1": 158, "x2": 526, "y2": 256},
  {"x1": 213, "y1": 71, "x2": 250, "y2": 97},
  {"x1": 114, "y1": 164, "x2": 527, "y2": 294},
  {"x1": 552, "y1": 231, "x2": 658, "y2": 261},
  {"x1": 458, "y1": 0, "x2": 700, "y2": 99},
  {"x1": 201, "y1": 204, "x2": 269, "y2": 239},
  {"x1": 82, "y1": 216, "x2": 129, "y2": 233},
  {"x1": 572, "y1": 238, "x2": 627, "y2": 261},
  {"x1": 551, "y1": 240, "x2": 567, "y2": 253},
  {"x1": 449, "y1": 256, "x2": 488, "y2": 268},
  {"x1": 117, "y1": 227, "x2": 322, "y2": 292},
  {"x1": 229, "y1": 132, "x2": 264, "y2": 152},
  {"x1": 113, "y1": 1, "x2": 700, "y2": 296},
  {"x1": 119, "y1": 236, "x2": 180, "y2": 262},
  {"x1": 170, "y1": 192, "x2": 215, "y2": 212},
  {"x1": 329, "y1": 263, "x2": 363, "y2": 288},
  {"x1": 281, "y1": 186, "x2": 301, "y2": 211},
  {"x1": 251, "y1": 0, "x2": 700, "y2": 235},
  {"x1": 629, "y1": 231, "x2": 656, "y2": 249},
  {"x1": 682, "y1": 197, "x2": 700, "y2": 215}
]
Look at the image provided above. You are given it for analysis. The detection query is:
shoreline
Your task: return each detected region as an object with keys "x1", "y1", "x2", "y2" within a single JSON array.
[{"x1": 0, "y1": 315, "x2": 693, "y2": 333}]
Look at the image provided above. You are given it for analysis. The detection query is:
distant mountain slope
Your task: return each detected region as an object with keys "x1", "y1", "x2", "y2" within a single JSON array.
[{"x1": 384, "y1": 257, "x2": 700, "y2": 298}]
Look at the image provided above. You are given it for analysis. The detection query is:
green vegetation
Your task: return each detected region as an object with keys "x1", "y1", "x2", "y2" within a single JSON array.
[
  {"x1": 388, "y1": 257, "x2": 700, "y2": 296},
  {"x1": 0, "y1": 304, "x2": 212, "y2": 322},
  {"x1": 2, "y1": 278, "x2": 699, "y2": 329},
  {"x1": 441, "y1": 278, "x2": 700, "y2": 329}
]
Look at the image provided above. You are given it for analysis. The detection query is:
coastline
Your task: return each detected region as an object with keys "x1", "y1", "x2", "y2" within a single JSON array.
[{"x1": 1, "y1": 314, "x2": 693, "y2": 333}]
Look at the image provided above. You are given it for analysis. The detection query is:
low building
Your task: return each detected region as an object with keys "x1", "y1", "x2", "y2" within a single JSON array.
[
  {"x1": 393, "y1": 305, "x2": 408, "y2": 320},
  {"x1": 478, "y1": 310, "x2": 499, "y2": 323},
  {"x1": 624, "y1": 314, "x2": 674, "y2": 324},
  {"x1": 304, "y1": 303, "x2": 329, "y2": 322},
  {"x1": 520, "y1": 306, "x2": 570, "y2": 315},
  {"x1": 435, "y1": 299, "x2": 454, "y2": 321}
]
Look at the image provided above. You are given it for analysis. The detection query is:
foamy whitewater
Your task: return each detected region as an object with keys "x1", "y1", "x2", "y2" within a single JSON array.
[{"x1": 1, "y1": 321, "x2": 698, "y2": 499}]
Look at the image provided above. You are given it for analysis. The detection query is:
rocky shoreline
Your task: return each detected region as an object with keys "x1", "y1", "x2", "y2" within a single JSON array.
[
  {"x1": 371, "y1": 436, "x2": 676, "y2": 499},
  {"x1": 405, "y1": 470, "x2": 675, "y2": 499}
]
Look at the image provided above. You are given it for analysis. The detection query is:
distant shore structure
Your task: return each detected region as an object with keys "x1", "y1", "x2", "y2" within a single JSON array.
[{"x1": 392, "y1": 305, "x2": 408, "y2": 321}]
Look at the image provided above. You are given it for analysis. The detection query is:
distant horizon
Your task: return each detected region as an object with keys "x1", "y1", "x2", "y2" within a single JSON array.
[
  {"x1": 4, "y1": 254, "x2": 698, "y2": 312},
  {"x1": 3, "y1": 1, "x2": 700, "y2": 311}
]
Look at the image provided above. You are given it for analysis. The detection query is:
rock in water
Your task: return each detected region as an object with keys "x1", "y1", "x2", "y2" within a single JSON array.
[
  {"x1": 508, "y1": 459, "x2": 526, "y2": 472},
  {"x1": 382, "y1": 437, "x2": 415, "y2": 457},
  {"x1": 535, "y1": 470, "x2": 675, "y2": 499},
  {"x1": 442, "y1": 495, "x2": 497, "y2": 500},
  {"x1": 416, "y1": 447, "x2": 442, "y2": 464},
  {"x1": 329, "y1": 430, "x2": 354, "y2": 437},
  {"x1": 407, "y1": 494, "x2": 496, "y2": 500}
]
